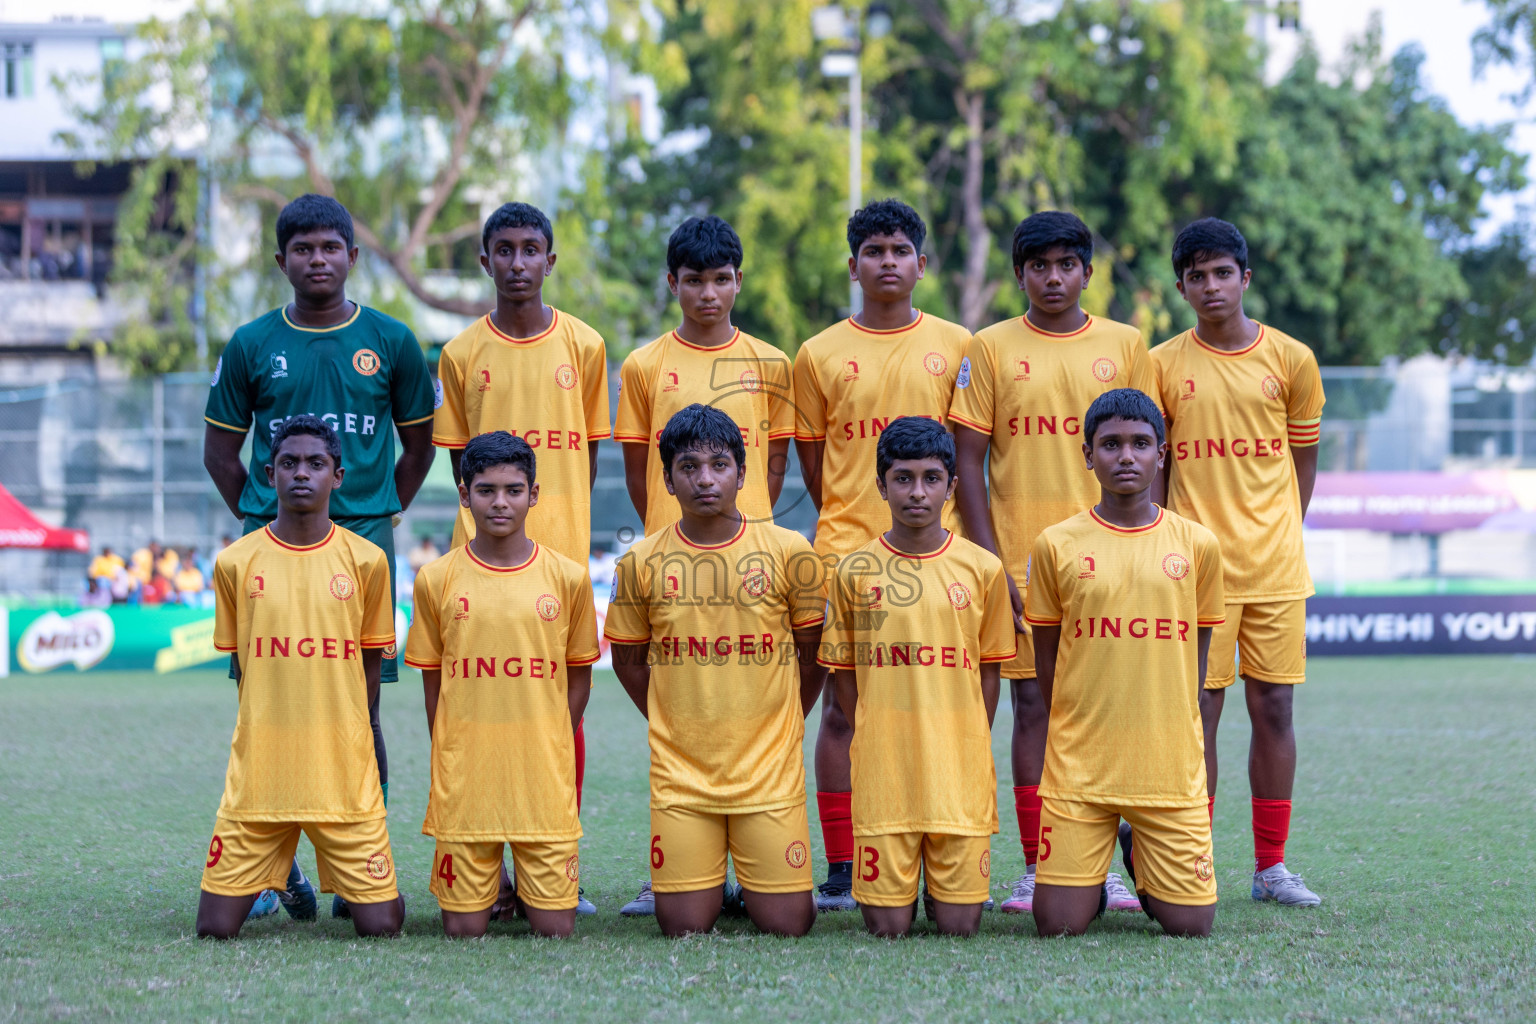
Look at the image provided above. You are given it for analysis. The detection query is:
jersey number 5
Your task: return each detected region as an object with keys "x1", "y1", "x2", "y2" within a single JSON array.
[
  {"x1": 1040, "y1": 826, "x2": 1053, "y2": 862},
  {"x1": 858, "y1": 845, "x2": 880, "y2": 882},
  {"x1": 437, "y1": 853, "x2": 457, "y2": 888}
]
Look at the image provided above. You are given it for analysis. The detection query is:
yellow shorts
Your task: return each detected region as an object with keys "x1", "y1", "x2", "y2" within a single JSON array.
[
  {"x1": 649, "y1": 804, "x2": 813, "y2": 895},
  {"x1": 200, "y1": 816, "x2": 398, "y2": 905},
  {"x1": 1207, "y1": 600, "x2": 1307, "y2": 688},
  {"x1": 850, "y1": 832, "x2": 993, "y2": 907},
  {"x1": 429, "y1": 839, "x2": 580, "y2": 913},
  {"x1": 1035, "y1": 798, "x2": 1216, "y2": 907}
]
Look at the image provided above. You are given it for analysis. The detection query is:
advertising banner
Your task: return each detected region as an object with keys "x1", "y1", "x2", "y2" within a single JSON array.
[
  {"x1": 1306, "y1": 471, "x2": 1536, "y2": 532},
  {"x1": 1305, "y1": 594, "x2": 1536, "y2": 655}
]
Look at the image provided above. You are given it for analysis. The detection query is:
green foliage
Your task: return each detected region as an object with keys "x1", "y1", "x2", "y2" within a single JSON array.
[
  {"x1": 1219, "y1": 28, "x2": 1525, "y2": 364},
  {"x1": 1439, "y1": 224, "x2": 1536, "y2": 362},
  {"x1": 60, "y1": 0, "x2": 607, "y2": 374}
]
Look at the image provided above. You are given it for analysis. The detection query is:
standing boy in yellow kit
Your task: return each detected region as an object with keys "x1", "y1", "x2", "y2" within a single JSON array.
[{"x1": 1150, "y1": 218, "x2": 1325, "y2": 908}]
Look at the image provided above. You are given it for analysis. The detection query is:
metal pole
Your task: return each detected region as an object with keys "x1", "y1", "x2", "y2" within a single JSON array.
[
  {"x1": 194, "y1": 151, "x2": 209, "y2": 365},
  {"x1": 848, "y1": 61, "x2": 863, "y2": 316},
  {"x1": 152, "y1": 376, "x2": 165, "y2": 541}
]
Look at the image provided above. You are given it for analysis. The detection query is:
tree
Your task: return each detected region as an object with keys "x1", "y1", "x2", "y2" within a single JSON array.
[
  {"x1": 61, "y1": 0, "x2": 616, "y2": 371},
  {"x1": 1216, "y1": 27, "x2": 1525, "y2": 364}
]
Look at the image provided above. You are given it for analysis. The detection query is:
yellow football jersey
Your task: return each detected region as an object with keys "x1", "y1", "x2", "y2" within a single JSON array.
[
  {"x1": 434, "y1": 310, "x2": 612, "y2": 564},
  {"x1": 792, "y1": 313, "x2": 970, "y2": 559},
  {"x1": 1024, "y1": 507, "x2": 1225, "y2": 807},
  {"x1": 603, "y1": 519, "x2": 826, "y2": 813},
  {"x1": 948, "y1": 314, "x2": 1156, "y2": 672},
  {"x1": 211, "y1": 524, "x2": 395, "y2": 822},
  {"x1": 820, "y1": 532, "x2": 1015, "y2": 836},
  {"x1": 404, "y1": 543, "x2": 599, "y2": 842},
  {"x1": 1150, "y1": 325, "x2": 1325, "y2": 602},
  {"x1": 614, "y1": 329, "x2": 795, "y2": 534}
]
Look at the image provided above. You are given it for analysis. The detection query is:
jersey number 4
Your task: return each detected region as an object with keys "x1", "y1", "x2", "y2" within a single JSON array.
[{"x1": 436, "y1": 853, "x2": 458, "y2": 888}]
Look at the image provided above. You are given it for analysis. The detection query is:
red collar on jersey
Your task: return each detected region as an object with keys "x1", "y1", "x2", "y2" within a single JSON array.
[
  {"x1": 1021, "y1": 314, "x2": 1094, "y2": 339},
  {"x1": 670, "y1": 327, "x2": 740, "y2": 352},
  {"x1": 1191, "y1": 324, "x2": 1266, "y2": 357},
  {"x1": 1089, "y1": 506, "x2": 1165, "y2": 535},
  {"x1": 484, "y1": 309, "x2": 560, "y2": 345},
  {"x1": 464, "y1": 540, "x2": 539, "y2": 574},
  {"x1": 263, "y1": 522, "x2": 337, "y2": 551},
  {"x1": 848, "y1": 311, "x2": 924, "y2": 335},
  {"x1": 877, "y1": 530, "x2": 954, "y2": 561},
  {"x1": 672, "y1": 517, "x2": 747, "y2": 550}
]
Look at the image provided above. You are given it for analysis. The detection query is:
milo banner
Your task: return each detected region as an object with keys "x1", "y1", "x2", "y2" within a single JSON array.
[
  {"x1": 1305, "y1": 595, "x2": 1536, "y2": 655},
  {"x1": 0, "y1": 604, "x2": 414, "y2": 676}
]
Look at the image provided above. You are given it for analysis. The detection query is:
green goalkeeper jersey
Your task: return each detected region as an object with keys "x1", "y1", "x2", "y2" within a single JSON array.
[{"x1": 204, "y1": 304, "x2": 436, "y2": 520}]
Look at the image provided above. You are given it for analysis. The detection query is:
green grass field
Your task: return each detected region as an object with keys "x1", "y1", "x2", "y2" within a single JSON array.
[{"x1": 2, "y1": 657, "x2": 1534, "y2": 1022}]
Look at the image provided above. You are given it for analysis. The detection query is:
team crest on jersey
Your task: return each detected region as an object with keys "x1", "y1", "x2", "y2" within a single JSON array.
[
  {"x1": 785, "y1": 840, "x2": 808, "y2": 869},
  {"x1": 947, "y1": 582, "x2": 972, "y2": 610},
  {"x1": 955, "y1": 357, "x2": 972, "y2": 389},
  {"x1": 741, "y1": 566, "x2": 771, "y2": 598},
  {"x1": 924, "y1": 351, "x2": 948, "y2": 377},
  {"x1": 842, "y1": 359, "x2": 860, "y2": 383},
  {"x1": 1181, "y1": 378, "x2": 1196, "y2": 402},
  {"x1": 329, "y1": 573, "x2": 355, "y2": 601},
  {"x1": 565, "y1": 854, "x2": 580, "y2": 881},
  {"x1": 1261, "y1": 374, "x2": 1283, "y2": 400},
  {"x1": 555, "y1": 363, "x2": 578, "y2": 390},
  {"x1": 1195, "y1": 854, "x2": 1213, "y2": 881},
  {"x1": 663, "y1": 573, "x2": 680, "y2": 598},
  {"x1": 210, "y1": 356, "x2": 223, "y2": 388},
  {"x1": 979, "y1": 849, "x2": 991, "y2": 878},
  {"x1": 352, "y1": 348, "x2": 380, "y2": 376},
  {"x1": 1162, "y1": 552, "x2": 1190, "y2": 581},
  {"x1": 1092, "y1": 357, "x2": 1118, "y2": 383},
  {"x1": 739, "y1": 368, "x2": 762, "y2": 394},
  {"x1": 865, "y1": 584, "x2": 883, "y2": 609},
  {"x1": 536, "y1": 593, "x2": 562, "y2": 621},
  {"x1": 662, "y1": 370, "x2": 680, "y2": 393},
  {"x1": 1078, "y1": 554, "x2": 1096, "y2": 580},
  {"x1": 1015, "y1": 358, "x2": 1031, "y2": 381},
  {"x1": 366, "y1": 852, "x2": 392, "y2": 880},
  {"x1": 383, "y1": 643, "x2": 397, "y2": 659},
  {"x1": 270, "y1": 353, "x2": 289, "y2": 379},
  {"x1": 248, "y1": 574, "x2": 266, "y2": 599},
  {"x1": 433, "y1": 378, "x2": 444, "y2": 409},
  {"x1": 452, "y1": 593, "x2": 470, "y2": 620},
  {"x1": 476, "y1": 366, "x2": 492, "y2": 392}
]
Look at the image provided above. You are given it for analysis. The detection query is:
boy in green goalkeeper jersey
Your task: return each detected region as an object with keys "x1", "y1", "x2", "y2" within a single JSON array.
[{"x1": 203, "y1": 193, "x2": 437, "y2": 919}]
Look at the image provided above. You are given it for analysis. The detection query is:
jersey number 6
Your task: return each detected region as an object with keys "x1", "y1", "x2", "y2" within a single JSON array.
[{"x1": 651, "y1": 835, "x2": 665, "y2": 870}]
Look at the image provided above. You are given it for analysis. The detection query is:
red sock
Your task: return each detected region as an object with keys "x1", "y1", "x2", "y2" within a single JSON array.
[
  {"x1": 1252, "y1": 797, "x2": 1291, "y2": 872},
  {"x1": 816, "y1": 790, "x2": 854, "y2": 864},
  {"x1": 1014, "y1": 785, "x2": 1042, "y2": 866},
  {"x1": 1208, "y1": 795, "x2": 1215, "y2": 823},
  {"x1": 574, "y1": 718, "x2": 586, "y2": 814}
]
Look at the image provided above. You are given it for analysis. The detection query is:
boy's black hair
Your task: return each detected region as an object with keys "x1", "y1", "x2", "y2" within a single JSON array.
[
  {"x1": 666, "y1": 215, "x2": 744, "y2": 275},
  {"x1": 1083, "y1": 388, "x2": 1166, "y2": 446},
  {"x1": 875, "y1": 416, "x2": 955, "y2": 481},
  {"x1": 460, "y1": 430, "x2": 537, "y2": 489},
  {"x1": 1171, "y1": 217, "x2": 1248, "y2": 280},
  {"x1": 1012, "y1": 210, "x2": 1093, "y2": 269},
  {"x1": 847, "y1": 198, "x2": 926, "y2": 257},
  {"x1": 276, "y1": 194, "x2": 354, "y2": 253},
  {"x1": 271, "y1": 413, "x2": 342, "y2": 467},
  {"x1": 658, "y1": 404, "x2": 746, "y2": 478},
  {"x1": 482, "y1": 202, "x2": 554, "y2": 254}
]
